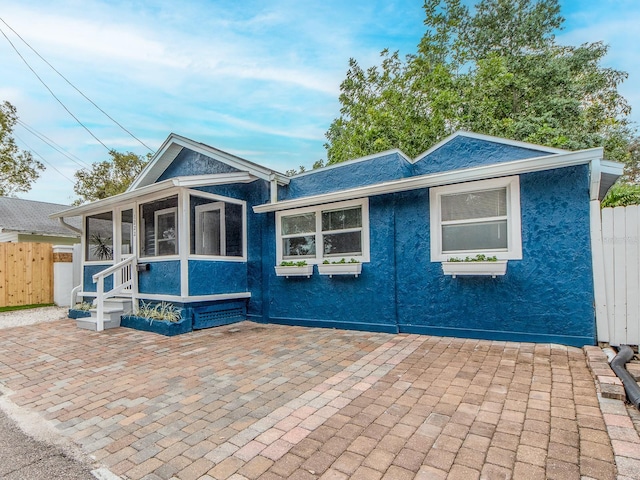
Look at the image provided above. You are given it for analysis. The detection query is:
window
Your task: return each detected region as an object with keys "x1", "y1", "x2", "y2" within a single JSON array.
[
  {"x1": 86, "y1": 211, "x2": 114, "y2": 262},
  {"x1": 140, "y1": 196, "x2": 179, "y2": 257},
  {"x1": 190, "y1": 195, "x2": 244, "y2": 258},
  {"x1": 430, "y1": 176, "x2": 522, "y2": 261},
  {"x1": 276, "y1": 199, "x2": 369, "y2": 264}
]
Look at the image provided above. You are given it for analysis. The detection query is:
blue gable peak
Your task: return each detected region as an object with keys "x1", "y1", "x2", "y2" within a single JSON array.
[{"x1": 412, "y1": 131, "x2": 568, "y2": 176}]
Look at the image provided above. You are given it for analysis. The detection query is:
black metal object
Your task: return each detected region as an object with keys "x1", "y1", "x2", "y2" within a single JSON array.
[
  {"x1": 610, "y1": 345, "x2": 640, "y2": 410},
  {"x1": 136, "y1": 263, "x2": 150, "y2": 272}
]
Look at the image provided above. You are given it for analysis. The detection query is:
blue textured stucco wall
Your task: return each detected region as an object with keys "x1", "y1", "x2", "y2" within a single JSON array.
[
  {"x1": 158, "y1": 149, "x2": 241, "y2": 180},
  {"x1": 82, "y1": 264, "x2": 113, "y2": 293},
  {"x1": 394, "y1": 165, "x2": 594, "y2": 346},
  {"x1": 412, "y1": 135, "x2": 551, "y2": 175},
  {"x1": 188, "y1": 261, "x2": 248, "y2": 295},
  {"x1": 138, "y1": 261, "x2": 180, "y2": 295}
]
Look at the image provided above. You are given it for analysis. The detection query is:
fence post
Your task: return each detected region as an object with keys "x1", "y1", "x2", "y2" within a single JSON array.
[{"x1": 53, "y1": 245, "x2": 74, "y2": 307}]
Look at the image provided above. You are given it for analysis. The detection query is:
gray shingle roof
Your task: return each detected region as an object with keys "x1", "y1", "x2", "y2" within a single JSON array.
[{"x1": 0, "y1": 197, "x2": 80, "y2": 237}]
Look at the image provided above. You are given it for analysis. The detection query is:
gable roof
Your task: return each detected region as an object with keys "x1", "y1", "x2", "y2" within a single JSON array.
[
  {"x1": 0, "y1": 197, "x2": 80, "y2": 237},
  {"x1": 128, "y1": 133, "x2": 290, "y2": 191}
]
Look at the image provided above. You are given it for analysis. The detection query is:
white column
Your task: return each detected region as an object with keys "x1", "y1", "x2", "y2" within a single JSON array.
[{"x1": 53, "y1": 245, "x2": 75, "y2": 307}]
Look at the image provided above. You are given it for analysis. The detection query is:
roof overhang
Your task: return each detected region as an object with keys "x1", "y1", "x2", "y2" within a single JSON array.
[
  {"x1": 128, "y1": 133, "x2": 290, "y2": 191},
  {"x1": 254, "y1": 147, "x2": 616, "y2": 213},
  {"x1": 50, "y1": 172, "x2": 258, "y2": 219}
]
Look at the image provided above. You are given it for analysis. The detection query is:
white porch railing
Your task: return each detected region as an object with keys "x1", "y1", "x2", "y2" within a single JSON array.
[{"x1": 92, "y1": 256, "x2": 138, "y2": 332}]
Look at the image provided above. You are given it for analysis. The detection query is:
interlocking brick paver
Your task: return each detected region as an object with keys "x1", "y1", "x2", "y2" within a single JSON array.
[{"x1": 0, "y1": 320, "x2": 633, "y2": 479}]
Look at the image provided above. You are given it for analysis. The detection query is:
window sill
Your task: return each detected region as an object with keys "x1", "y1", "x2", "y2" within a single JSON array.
[
  {"x1": 441, "y1": 261, "x2": 507, "y2": 278},
  {"x1": 317, "y1": 263, "x2": 362, "y2": 278},
  {"x1": 274, "y1": 265, "x2": 314, "y2": 278}
]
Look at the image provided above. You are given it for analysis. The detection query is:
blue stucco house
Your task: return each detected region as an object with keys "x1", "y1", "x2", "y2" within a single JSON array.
[{"x1": 52, "y1": 131, "x2": 623, "y2": 346}]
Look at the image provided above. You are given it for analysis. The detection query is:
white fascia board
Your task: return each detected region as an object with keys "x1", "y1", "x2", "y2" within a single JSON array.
[
  {"x1": 136, "y1": 292, "x2": 251, "y2": 303},
  {"x1": 254, "y1": 147, "x2": 603, "y2": 213},
  {"x1": 412, "y1": 131, "x2": 568, "y2": 164},
  {"x1": 50, "y1": 173, "x2": 256, "y2": 219},
  {"x1": 130, "y1": 133, "x2": 289, "y2": 190},
  {"x1": 600, "y1": 159, "x2": 625, "y2": 175},
  {"x1": 290, "y1": 148, "x2": 412, "y2": 179}
]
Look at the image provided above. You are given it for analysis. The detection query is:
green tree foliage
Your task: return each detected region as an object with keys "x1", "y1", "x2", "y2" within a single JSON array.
[
  {"x1": 325, "y1": 0, "x2": 632, "y2": 164},
  {"x1": 601, "y1": 183, "x2": 640, "y2": 207},
  {"x1": 0, "y1": 101, "x2": 44, "y2": 195},
  {"x1": 73, "y1": 150, "x2": 151, "y2": 205}
]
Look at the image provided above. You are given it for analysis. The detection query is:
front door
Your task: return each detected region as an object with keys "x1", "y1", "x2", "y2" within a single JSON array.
[{"x1": 114, "y1": 206, "x2": 136, "y2": 289}]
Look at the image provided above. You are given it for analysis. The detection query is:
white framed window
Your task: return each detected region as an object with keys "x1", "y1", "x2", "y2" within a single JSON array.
[
  {"x1": 194, "y1": 202, "x2": 226, "y2": 255},
  {"x1": 430, "y1": 176, "x2": 522, "y2": 261},
  {"x1": 155, "y1": 207, "x2": 178, "y2": 256},
  {"x1": 276, "y1": 198, "x2": 370, "y2": 264}
]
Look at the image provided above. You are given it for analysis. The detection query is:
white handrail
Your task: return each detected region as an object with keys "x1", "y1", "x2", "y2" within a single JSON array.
[{"x1": 92, "y1": 256, "x2": 137, "y2": 332}]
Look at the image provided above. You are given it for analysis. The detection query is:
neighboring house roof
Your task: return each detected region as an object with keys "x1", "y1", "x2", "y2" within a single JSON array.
[{"x1": 0, "y1": 197, "x2": 81, "y2": 237}]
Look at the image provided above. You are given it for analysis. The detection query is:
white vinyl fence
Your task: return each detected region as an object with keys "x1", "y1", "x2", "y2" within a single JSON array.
[{"x1": 594, "y1": 204, "x2": 640, "y2": 346}]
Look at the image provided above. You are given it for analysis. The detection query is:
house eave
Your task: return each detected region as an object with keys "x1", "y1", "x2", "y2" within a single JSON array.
[
  {"x1": 128, "y1": 133, "x2": 290, "y2": 192},
  {"x1": 50, "y1": 172, "x2": 258, "y2": 219},
  {"x1": 253, "y1": 147, "x2": 605, "y2": 213}
]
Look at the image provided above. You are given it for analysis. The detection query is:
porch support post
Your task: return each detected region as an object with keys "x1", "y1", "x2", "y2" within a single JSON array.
[
  {"x1": 179, "y1": 190, "x2": 189, "y2": 298},
  {"x1": 96, "y1": 276, "x2": 105, "y2": 332}
]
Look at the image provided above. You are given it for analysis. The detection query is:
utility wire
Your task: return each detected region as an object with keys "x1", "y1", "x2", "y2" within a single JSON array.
[
  {"x1": 0, "y1": 24, "x2": 112, "y2": 152},
  {"x1": 14, "y1": 133, "x2": 76, "y2": 184},
  {"x1": 17, "y1": 119, "x2": 90, "y2": 169},
  {"x1": 0, "y1": 17, "x2": 155, "y2": 153}
]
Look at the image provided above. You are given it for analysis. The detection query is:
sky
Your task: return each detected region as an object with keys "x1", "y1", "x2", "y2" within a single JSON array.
[{"x1": 1, "y1": 0, "x2": 639, "y2": 205}]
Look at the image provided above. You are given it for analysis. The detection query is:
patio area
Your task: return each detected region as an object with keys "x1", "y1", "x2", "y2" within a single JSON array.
[{"x1": 0, "y1": 319, "x2": 636, "y2": 480}]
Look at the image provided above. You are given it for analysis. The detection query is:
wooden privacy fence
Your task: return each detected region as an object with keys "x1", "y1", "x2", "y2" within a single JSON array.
[
  {"x1": 0, "y1": 243, "x2": 53, "y2": 307},
  {"x1": 594, "y1": 204, "x2": 640, "y2": 346}
]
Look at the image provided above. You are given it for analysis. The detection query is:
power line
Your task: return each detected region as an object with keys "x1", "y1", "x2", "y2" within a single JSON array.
[
  {"x1": 17, "y1": 119, "x2": 91, "y2": 169},
  {"x1": 0, "y1": 24, "x2": 112, "y2": 152},
  {"x1": 13, "y1": 133, "x2": 76, "y2": 184},
  {"x1": 0, "y1": 17, "x2": 155, "y2": 153}
]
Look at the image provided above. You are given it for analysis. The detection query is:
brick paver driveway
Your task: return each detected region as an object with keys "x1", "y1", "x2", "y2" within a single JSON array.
[{"x1": 0, "y1": 320, "x2": 617, "y2": 480}]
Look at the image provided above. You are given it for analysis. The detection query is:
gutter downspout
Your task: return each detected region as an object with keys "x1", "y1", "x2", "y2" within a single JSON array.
[
  {"x1": 610, "y1": 346, "x2": 640, "y2": 410},
  {"x1": 58, "y1": 217, "x2": 82, "y2": 235}
]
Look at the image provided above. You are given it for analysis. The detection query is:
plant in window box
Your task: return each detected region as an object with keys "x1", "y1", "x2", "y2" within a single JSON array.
[
  {"x1": 274, "y1": 260, "x2": 313, "y2": 278},
  {"x1": 317, "y1": 258, "x2": 362, "y2": 278},
  {"x1": 441, "y1": 254, "x2": 507, "y2": 278}
]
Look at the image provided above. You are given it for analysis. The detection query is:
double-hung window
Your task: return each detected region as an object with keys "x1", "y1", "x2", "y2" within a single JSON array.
[
  {"x1": 430, "y1": 176, "x2": 522, "y2": 261},
  {"x1": 277, "y1": 199, "x2": 369, "y2": 264}
]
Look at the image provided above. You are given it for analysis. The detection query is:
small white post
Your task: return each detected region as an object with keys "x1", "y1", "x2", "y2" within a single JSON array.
[
  {"x1": 52, "y1": 245, "x2": 74, "y2": 307},
  {"x1": 96, "y1": 276, "x2": 104, "y2": 332}
]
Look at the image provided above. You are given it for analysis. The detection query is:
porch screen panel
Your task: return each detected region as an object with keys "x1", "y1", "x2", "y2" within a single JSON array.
[
  {"x1": 86, "y1": 211, "x2": 113, "y2": 261},
  {"x1": 190, "y1": 196, "x2": 244, "y2": 257},
  {"x1": 140, "y1": 196, "x2": 178, "y2": 257}
]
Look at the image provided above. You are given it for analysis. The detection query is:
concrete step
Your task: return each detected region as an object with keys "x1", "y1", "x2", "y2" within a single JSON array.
[{"x1": 76, "y1": 317, "x2": 121, "y2": 331}]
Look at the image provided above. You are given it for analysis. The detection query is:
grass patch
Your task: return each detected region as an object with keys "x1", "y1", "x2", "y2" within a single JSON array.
[{"x1": 0, "y1": 303, "x2": 55, "y2": 313}]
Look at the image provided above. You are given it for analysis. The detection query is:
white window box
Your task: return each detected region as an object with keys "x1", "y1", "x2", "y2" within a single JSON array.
[
  {"x1": 274, "y1": 265, "x2": 314, "y2": 278},
  {"x1": 317, "y1": 263, "x2": 362, "y2": 278},
  {"x1": 441, "y1": 261, "x2": 507, "y2": 278}
]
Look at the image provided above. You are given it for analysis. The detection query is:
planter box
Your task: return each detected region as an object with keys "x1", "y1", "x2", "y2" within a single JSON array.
[
  {"x1": 317, "y1": 263, "x2": 362, "y2": 278},
  {"x1": 68, "y1": 309, "x2": 92, "y2": 319},
  {"x1": 275, "y1": 265, "x2": 314, "y2": 278},
  {"x1": 442, "y1": 261, "x2": 507, "y2": 278},
  {"x1": 121, "y1": 315, "x2": 192, "y2": 336}
]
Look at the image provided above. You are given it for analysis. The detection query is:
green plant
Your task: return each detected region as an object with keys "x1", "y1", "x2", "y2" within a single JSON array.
[
  {"x1": 280, "y1": 260, "x2": 308, "y2": 267},
  {"x1": 74, "y1": 301, "x2": 93, "y2": 311},
  {"x1": 323, "y1": 258, "x2": 360, "y2": 264},
  {"x1": 448, "y1": 254, "x2": 498, "y2": 262},
  {"x1": 89, "y1": 234, "x2": 113, "y2": 260},
  {"x1": 134, "y1": 301, "x2": 182, "y2": 323}
]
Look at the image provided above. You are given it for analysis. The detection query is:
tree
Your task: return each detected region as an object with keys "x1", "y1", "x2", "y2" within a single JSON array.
[
  {"x1": 325, "y1": 0, "x2": 632, "y2": 164},
  {"x1": 73, "y1": 150, "x2": 151, "y2": 205},
  {"x1": 0, "y1": 101, "x2": 44, "y2": 195}
]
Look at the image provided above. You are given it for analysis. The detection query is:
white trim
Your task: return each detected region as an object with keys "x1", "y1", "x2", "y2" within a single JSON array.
[
  {"x1": 412, "y1": 131, "x2": 567, "y2": 164},
  {"x1": 50, "y1": 172, "x2": 256, "y2": 219},
  {"x1": 589, "y1": 159, "x2": 602, "y2": 201},
  {"x1": 289, "y1": 148, "x2": 411, "y2": 179},
  {"x1": 429, "y1": 176, "x2": 522, "y2": 262},
  {"x1": 275, "y1": 198, "x2": 370, "y2": 265},
  {"x1": 590, "y1": 200, "x2": 609, "y2": 343},
  {"x1": 179, "y1": 191, "x2": 189, "y2": 298},
  {"x1": 128, "y1": 133, "x2": 289, "y2": 191},
  {"x1": 135, "y1": 292, "x2": 251, "y2": 303},
  {"x1": 254, "y1": 148, "x2": 604, "y2": 214}
]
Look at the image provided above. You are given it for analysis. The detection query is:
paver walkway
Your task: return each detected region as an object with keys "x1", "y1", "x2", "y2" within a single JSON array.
[{"x1": 0, "y1": 320, "x2": 624, "y2": 479}]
